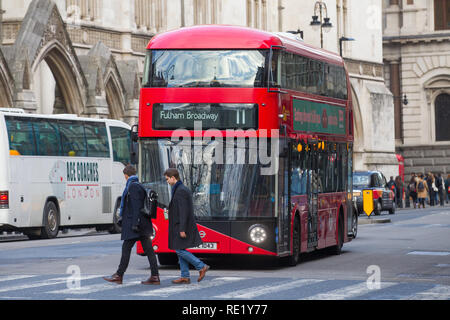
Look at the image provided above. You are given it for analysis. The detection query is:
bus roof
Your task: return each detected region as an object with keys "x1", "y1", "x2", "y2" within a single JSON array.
[
  {"x1": 147, "y1": 25, "x2": 343, "y2": 65},
  {"x1": 0, "y1": 110, "x2": 130, "y2": 129}
]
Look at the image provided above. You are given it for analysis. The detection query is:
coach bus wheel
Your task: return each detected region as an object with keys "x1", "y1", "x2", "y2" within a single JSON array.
[
  {"x1": 41, "y1": 201, "x2": 60, "y2": 239},
  {"x1": 288, "y1": 217, "x2": 301, "y2": 266}
]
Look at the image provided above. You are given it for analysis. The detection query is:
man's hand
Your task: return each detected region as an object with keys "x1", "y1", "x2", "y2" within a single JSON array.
[{"x1": 180, "y1": 231, "x2": 187, "y2": 238}]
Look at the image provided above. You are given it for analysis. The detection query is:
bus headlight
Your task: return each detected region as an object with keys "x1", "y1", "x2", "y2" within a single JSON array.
[
  {"x1": 150, "y1": 225, "x2": 157, "y2": 240},
  {"x1": 248, "y1": 224, "x2": 267, "y2": 244}
]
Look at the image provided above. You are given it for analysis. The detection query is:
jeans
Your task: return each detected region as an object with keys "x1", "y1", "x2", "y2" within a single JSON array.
[
  {"x1": 117, "y1": 236, "x2": 159, "y2": 277},
  {"x1": 175, "y1": 249, "x2": 205, "y2": 278}
]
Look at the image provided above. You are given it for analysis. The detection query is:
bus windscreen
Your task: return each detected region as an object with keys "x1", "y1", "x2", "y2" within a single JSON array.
[{"x1": 144, "y1": 49, "x2": 268, "y2": 88}]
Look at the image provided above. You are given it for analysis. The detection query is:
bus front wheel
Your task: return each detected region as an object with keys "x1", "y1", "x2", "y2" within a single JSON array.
[{"x1": 41, "y1": 201, "x2": 60, "y2": 239}]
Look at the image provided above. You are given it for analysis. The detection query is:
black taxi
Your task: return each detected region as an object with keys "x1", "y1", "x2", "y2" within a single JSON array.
[{"x1": 352, "y1": 171, "x2": 395, "y2": 216}]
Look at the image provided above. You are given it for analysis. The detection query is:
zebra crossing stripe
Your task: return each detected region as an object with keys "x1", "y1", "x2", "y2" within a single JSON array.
[
  {"x1": 215, "y1": 278, "x2": 324, "y2": 299},
  {"x1": 302, "y1": 281, "x2": 397, "y2": 300},
  {"x1": 0, "y1": 275, "x2": 35, "y2": 282},
  {"x1": 0, "y1": 275, "x2": 99, "y2": 294},
  {"x1": 132, "y1": 277, "x2": 245, "y2": 297},
  {"x1": 405, "y1": 285, "x2": 450, "y2": 300},
  {"x1": 48, "y1": 276, "x2": 178, "y2": 295}
]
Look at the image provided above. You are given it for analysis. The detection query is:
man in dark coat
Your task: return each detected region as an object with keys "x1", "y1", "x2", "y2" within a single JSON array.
[
  {"x1": 164, "y1": 168, "x2": 209, "y2": 284},
  {"x1": 103, "y1": 164, "x2": 160, "y2": 285}
]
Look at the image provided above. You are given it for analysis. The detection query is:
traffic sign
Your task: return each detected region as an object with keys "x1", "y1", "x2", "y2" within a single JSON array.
[{"x1": 362, "y1": 189, "x2": 374, "y2": 217}]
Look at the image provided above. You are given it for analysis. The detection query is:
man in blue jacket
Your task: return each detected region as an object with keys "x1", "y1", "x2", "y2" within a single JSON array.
[
  {"x1": 164, "y1": 168, "x2": 209, "y2": 284},
  {"x1": 103, "y1": 165, "x2": 159, "y2": 285}
]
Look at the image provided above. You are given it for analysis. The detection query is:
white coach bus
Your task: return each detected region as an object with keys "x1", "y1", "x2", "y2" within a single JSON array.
[{"x1": 0, "y1": 109, "x2": 133, "y2": 239}]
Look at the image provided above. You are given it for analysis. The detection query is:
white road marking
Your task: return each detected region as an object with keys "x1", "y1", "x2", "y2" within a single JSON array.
[
  {"x1": 302, "y1": 282, "x2": 397, "y2": 300},
  {"x1": 0, "y1": 275, "x2": 35, "y2": 282},
  {"x1": 405, "y1": 285, "x2": 450, "y2": 300},
  {"x1": 215, "y1": 278, "x2": 324, "y2": 299},
  {"x1": 132, "y1": 277, "x2": 245, "y2": 297},
  {"x1": 48, "y1": 276, "x2": 178, "y2": 295},
  {"x1": 407, "y1": 251, "x2": 450, "y2": 256},
  {"x1": 0, "y1": 275, "x2": 99, "y2": 294}
]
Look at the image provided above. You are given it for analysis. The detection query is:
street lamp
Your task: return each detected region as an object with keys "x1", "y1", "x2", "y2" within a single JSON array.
[
  {"x1": 310, "y1": 1, "x2": 332, "y2": 48},
  {"x1": 339, "y1": 36, "x2": 355, "y2": 57},
  {"x1": 287, "y1": 29, "x2": 304, "y2": 40}
]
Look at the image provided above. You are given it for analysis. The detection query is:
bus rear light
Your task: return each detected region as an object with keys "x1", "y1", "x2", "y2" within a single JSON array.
[{"x1": 0, "y1": 191, "x2": 8, "y2": 209}]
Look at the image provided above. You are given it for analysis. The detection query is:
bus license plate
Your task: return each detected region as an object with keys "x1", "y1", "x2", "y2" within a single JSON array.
[{"x1": 192, "y1": 242, "x2": 217, "y2": 250}]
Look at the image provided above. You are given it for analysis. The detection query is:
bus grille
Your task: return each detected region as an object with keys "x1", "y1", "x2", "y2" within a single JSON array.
[{"x1": 102, "y1": 186, "x2": 112, "y2": 213}]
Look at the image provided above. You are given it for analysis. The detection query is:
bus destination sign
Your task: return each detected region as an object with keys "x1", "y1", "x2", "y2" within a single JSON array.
[
  {"x1": 152, "y1": 103, "x2": 257, "y2": 130},
  {"x1": 293, "y1": 99, "x2": 346, "y2": 135}
]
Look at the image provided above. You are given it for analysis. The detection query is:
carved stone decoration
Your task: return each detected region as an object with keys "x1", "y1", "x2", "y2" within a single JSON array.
[
  {"x1": 0, "y1": 48, "x2": 15, "y2": 108},
  {"x1": 8, "y1": 0, "x2": 88, "y2": 115}
]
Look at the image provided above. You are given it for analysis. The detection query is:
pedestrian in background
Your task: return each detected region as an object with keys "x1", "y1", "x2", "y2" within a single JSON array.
[
  {"x1": 387, "y1": 176, "x2": 397, "y2": 204},
  {"x1": 408, "y1": 174, "x2": 418, "y2": 208},
  {"x1": 103, "y1": 164, "x2": 160, "y2": 285},
  {"x1": 426, "y1": 172, "x2": 436, "y2": 206},
  {"x1": 446, "y1": 174, "x2": 450, "y2": 204},
  {"x1": 416, "y1": 173, "x2": 428, "y2": 209},
  {"x1": 436, "y1": 173, "x2": 445, "y2": 207},
  {"x1": 164, "y1": 168, "x2": 210, "y2": 284},
  {"x1": 395, "y1": 176, "x2": 403, "y2": 208}
]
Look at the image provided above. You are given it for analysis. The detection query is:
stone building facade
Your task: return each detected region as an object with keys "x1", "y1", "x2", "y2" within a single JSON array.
[
  {"x1": 383, "y1": 0, "x2": 450, "y2": 176},
  {"x1": 0, "y1": 0, "x2": 399, "y2": 177}
]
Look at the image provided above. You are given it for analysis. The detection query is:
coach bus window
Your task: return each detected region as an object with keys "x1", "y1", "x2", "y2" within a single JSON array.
[
  {"x1": 5, "y1": 117, "x2": 36, "y2": 156},
  {"x1": 147, "y1": 50, "x2": 268, "y2": 88},
  {"x1": 110, "y1": 126, "x2": 131, "y2": 164},
  {"x1": 85, "y1": 123, "x2": 109, "y2": 158},
  {"x1": 33, "y1": 119, "x2": 61, "y2": 156},
  {"x1": 58, "y1": 121, "x2": 87, "y2": 157}
]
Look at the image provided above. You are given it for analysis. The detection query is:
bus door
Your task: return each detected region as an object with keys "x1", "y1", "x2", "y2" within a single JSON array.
[
  {"x1": 307, "y1": 146, "x2": 319, "y2": 249},
  {"x1": 276, "y1": 143, "x2": 291, "y2": 255}
]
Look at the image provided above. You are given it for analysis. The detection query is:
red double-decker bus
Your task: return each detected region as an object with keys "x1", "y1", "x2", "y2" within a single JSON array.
[{"x1": 136, "y1": 25, "x2": 356, "y2": 265}]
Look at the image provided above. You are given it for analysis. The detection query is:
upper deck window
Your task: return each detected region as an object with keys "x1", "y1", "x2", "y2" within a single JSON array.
[{"x1": 143, "y1": 49, "x2": 268, "y2": 88}]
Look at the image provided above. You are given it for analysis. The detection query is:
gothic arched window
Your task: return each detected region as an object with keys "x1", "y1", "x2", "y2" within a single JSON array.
[{"x1": 435, "y1": 93, "x2": 450, "y2": 141}]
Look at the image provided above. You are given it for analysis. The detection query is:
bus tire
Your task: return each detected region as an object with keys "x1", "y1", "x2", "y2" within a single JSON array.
[
  {"x1": 41, "y1": 201, "x2": 60, "y2": 239},
  {"x1": 351, "y1": 208, "x2": 358, "y2": 239},
  {"x1": 331, "y1": 211, "x2": 344, "y2": 255},
  {"x1": 157, "y1": 253, "x2": 179, "y2": 265},
  {"x1": 287, "y1": 216, "x2": 301, "y2": 266}
]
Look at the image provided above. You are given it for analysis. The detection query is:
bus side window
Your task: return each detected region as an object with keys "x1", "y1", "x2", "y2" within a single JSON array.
[
  {"x1": 5, "y1": 117, "x2": 36, "y2": 156},
  {"x1": 110, "y1": 126, "x2": 131, "y2": 165},
  {"x1": 85, "y1": 122, "x2": 110, "y2": 158},
  {"x1": 58, "y1": 121, "x2": 87, "y2": 157},
  {"x1": 33, "y1": 119, "x2": 62, "y2": 156}
]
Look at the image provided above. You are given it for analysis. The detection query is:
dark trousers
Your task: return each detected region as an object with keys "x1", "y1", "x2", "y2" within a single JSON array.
[{"x1": 117, "y1": 236, "x2": 159, "y2": 277}]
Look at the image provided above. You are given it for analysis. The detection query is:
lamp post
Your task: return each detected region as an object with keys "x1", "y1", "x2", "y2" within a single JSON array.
[
  {"x1": 339, "y1": 36, "x2": 355, "y2": 57},
  {"x1": 310, "y1": 0, "x2": 332, "y2": 48}
]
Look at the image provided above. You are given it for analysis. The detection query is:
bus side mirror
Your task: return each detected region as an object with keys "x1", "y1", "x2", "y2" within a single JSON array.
[
  {"x1": 130, "y1": 125, "x2": 139, "y2": 165},
  {"x1": 131, "y1": 124, "x2": 139, "y2": 142}
]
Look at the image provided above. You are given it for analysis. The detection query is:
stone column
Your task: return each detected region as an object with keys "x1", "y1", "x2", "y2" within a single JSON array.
[{"x1": 389, "y1": 60, "x2": 403, "y2": 144}]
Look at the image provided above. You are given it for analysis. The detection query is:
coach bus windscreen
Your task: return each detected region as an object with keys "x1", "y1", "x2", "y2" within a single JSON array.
[
  {"x1": 143, "y1": 50, "x2": 269, "y2": 88},
  {"x1": 140, "y1": 139, "x2": 275, "y2": 219}
]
